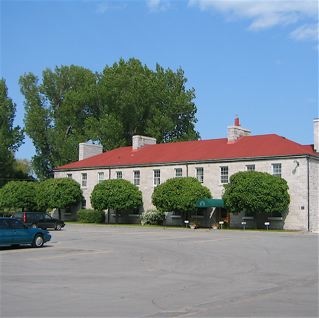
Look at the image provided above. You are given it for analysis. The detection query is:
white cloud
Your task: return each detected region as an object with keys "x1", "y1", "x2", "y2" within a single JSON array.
[
  {"x1": 188, "y1": 0, "x2": 318, "y2": 41},
  {"x1": 146, "y1": 0, "x2": 171, "y2": 12},
  {"x1": 96, "y1": 1, "x2": 127, "y2": 14},
  {"x1": 290, "y1": 24, "x2": 318, "y2": 41}
]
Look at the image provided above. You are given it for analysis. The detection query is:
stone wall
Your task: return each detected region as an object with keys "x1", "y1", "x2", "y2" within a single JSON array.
[
  {"x1": 54, "y1": 155, "x2": 318, "y2": 231},
  {"x1": 309, "y1": 158, "x2": 319, "y2": 232}
]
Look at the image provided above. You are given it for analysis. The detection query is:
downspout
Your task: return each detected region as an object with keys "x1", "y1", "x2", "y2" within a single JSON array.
[
  {"x1": 186, "y1": 163, "x2": 189, "y2": 177},
  {"x1": 107, "y1": 168, "x2": 111, "y2": 224},
  {"x1": 307, "y1": 157, "x2": 310, "y2": 232}
]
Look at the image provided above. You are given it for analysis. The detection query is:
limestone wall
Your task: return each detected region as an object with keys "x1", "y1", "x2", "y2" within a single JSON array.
[
  {"x1": 309, "y1": 158, "x2": 319, "y2": 232},
  {"x1": 54, "y1": 155, "x2": 318, "y2": 231}
]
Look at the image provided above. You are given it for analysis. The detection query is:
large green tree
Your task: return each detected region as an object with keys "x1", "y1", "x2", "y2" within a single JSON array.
[
  {"x1": 0, "y1": 79, "x2": 24, "y2": 186},
  {"x1": 223, "y1": 171, "x2": 290, "y2": 215},
  {"x1": 19, "y1": 66, "x2": 97, "y2": 179},
  {"x1": 152, "y1": 177, "x2": 211, "y2": 219},
  {"x1": 20, "y1": 59, "x2": 199, "y2": 179},
  {"x1": 91, "y1": 179, "x2": 142, "y2": 223},
  {"x1": 91, "y1": 58, "x2": 199, "y2": 147}
]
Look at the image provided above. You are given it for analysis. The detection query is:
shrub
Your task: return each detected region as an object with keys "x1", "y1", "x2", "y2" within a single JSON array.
[
  {"x1": 223, "y1": 171, "x2": 290, "y2": 215},
  {"x1": 152, "y1": 177, "x2": 211, "y2": 219},
  {"x1": 37, "y1": 178, "x2": 83, "y2": 211},
  {"x1": 77, "y1": 209, "x2": 105, "y2": 223},
  {"x1": 91, "y1": 179, "x2": 142, "y2": 223},
  {"x1": 91, "y1": 179, "x2": 142, "y2": 211},
  {"x1": 0, "y1": 181, "x2": 38, "y2": 211},
  {"x1": 141, "y1": 210, "x2": 165, "y2": 225}
]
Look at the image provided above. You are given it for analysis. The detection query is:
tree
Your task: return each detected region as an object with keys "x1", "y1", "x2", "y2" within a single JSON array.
[
  {"x1": 11, "y1": 159, "x2": 34, "y2": 182},
  {"x1": 20, "y1": 59, "x2": 200, "y2": 179},
  {"x1": 94, "y1": 58, "x2": 200, "y2": 148},
  {"x1": 0, "y1": 181, "x2": 38, "y2": 211},
  {"x1": 91, "y1": 179, "x2": 142, "y2": 223},
  {"x1": 0, "y1": 79, "x2": 24, "y2": 186},
  {"x1": 19, "y1": 66, "x2": 97, "y2": 179},
  {"x1": 152, "y1": 177, "x2": 211, "y2": 220},
  {"x1": 223, "y1": 171, "x2": 290, "y2": 215},
  {"x1": 37, "y1": 178, "x2": 83, "y2": 217}
]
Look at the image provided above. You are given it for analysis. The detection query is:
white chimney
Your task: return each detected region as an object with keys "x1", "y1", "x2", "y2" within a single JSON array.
[
  {"x1": 79, "y1": 142, "x2": 103, "y2": 160},
  {"x1": 314, "y1": 118, "x2": 319, "y2": 152},
  {"x1": 132, "y1": 135, "x2": 156, "y2": 150},
  {"x1": 227, "y1": 116, "x2": 251, "y2": 143}
]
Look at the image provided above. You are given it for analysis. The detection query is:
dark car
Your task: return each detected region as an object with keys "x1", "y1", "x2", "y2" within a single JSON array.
[
  {"x1": 12, "y1": 212, "x2": 65, "y2": 231},
  {"x1": 0, "y1": 217, "x2": 51, "y2": 248}
]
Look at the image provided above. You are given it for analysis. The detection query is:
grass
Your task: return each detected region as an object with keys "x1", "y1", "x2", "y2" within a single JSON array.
[{"x1": 65, "y1": 221, "x2": 301, "y2": 232}]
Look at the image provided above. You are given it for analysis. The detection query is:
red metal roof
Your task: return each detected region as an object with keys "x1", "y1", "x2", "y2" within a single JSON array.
[{"x1": 55, "y1": 134, "x2": 317, "y2": 170}]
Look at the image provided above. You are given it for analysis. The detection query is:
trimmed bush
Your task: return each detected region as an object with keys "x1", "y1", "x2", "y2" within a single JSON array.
[
  {"x1": 141, "y1": 210, "x2": 165, "y2": 226},
  {"x1": 223, "y1": 171, "x2": 290, "y2": 215},
  {"x1": 0, "y1": 181, "x2": 38, "y2": 211},
  {"x1": 77, "y1": 209, "x2": 105, "y2": 223},
  {"x1": 152, "y1": 177, "x2": 211, "y2": 220},
  {"x1": 37, "y1": 178, "x2": 83, "y2": 211}
]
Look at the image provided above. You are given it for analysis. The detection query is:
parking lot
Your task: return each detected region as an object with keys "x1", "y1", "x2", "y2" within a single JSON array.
[{"x1": 1, "y1": 224, "x2": 318, "y2": 317}]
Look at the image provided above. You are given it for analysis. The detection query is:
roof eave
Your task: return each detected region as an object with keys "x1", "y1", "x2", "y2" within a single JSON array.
[{"x1": 53, "y1": 153, "x2": 318, "y2": 172}]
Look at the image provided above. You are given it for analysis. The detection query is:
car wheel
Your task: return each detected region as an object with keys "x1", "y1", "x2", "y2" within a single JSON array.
[
  {"x1": 55, "y1": 223, "x2": 62, "y2": 231},
  {"x1": 31, "y1": 224, "x2": 37, "y2": 228},
  {"x1": 32, "y1": 234, "x2": 44, "y2": 248}
]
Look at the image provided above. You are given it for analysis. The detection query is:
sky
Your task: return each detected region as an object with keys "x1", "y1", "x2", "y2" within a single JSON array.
[{"x1": 1, "y1": 0, "x2": 318, "y2": 160}]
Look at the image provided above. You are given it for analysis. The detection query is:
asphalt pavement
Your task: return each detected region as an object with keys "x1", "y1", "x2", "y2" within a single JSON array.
[{"x1": 1, "y1": 224, "x2": 318, "y2": 317}]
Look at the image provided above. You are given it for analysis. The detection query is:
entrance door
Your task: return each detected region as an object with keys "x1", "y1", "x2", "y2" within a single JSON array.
[{"x1": 212, "y1": 208, "x2": 229, "y2": 227}]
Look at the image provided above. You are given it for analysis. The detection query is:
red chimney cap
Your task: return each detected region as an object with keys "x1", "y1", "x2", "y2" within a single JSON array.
[{"x1": 234, "y1": 116, "x2": 240, "y2": 126}]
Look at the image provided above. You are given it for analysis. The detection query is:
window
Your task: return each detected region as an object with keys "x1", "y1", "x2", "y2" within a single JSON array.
[
  {"x1": 81, "y1": 173, "x2": 87, "y2": 187},
  {"x1": 246, "y1": 164, "x2": 255, "y2": 171},
  {"x1": 196, "y1": 167, "x2": 204, "y2": 183},
  {"x1": 10, "y1": 219, "x2": 25, "y2": 229},
  {"x1": 116, "y1": 171, "x2": 122, "y2": 179},
  {"x1": 67, "y1": 173, "x2": 72, "y2": 179},
  {"x1": 98, "y1": 172, "x2": 105, "y2": 183},
  {"x1": 220, "y1": 166, "x2": 229, "y2": 184},
  {"x1": 153, "y1": 169, "x2": 161, "y2": 186},
  {"x1": 272, "y1": 163, "x2": 282, "y2": 177},
  {"x1": 133, "y1": 170, "x2": 140, "y2": 186},
  {"x1": 175, "y1": 168, "x2": 183, "y2": 178},
  {"x1": 0, "y1": 219, "x2": 9, "y2": 229}
]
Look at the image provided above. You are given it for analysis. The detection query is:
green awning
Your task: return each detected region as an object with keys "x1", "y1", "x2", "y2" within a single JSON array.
[{"x1": 196, "y1": 198, "x2": 224, "y2": 208}]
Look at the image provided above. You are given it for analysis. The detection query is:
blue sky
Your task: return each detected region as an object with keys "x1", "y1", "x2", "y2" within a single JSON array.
[{"x1": 1, "y1": 0, "x2": 318, "y2": 160}]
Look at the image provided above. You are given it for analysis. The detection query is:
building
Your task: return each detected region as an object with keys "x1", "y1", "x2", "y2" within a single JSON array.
[{"x1": 54, "y1": 117, "x2": 319, "y2": 232}]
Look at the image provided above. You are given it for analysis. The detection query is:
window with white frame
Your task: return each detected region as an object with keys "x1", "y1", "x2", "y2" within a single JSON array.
[
  {"x1": 246, "y1": 164, "x2": 255, "y2": 171},
  {"x1": 272, "y1": 163, "x2": 282, "y2": 177},
  {"x1": 67, "y1": 173, "x2": 72, "y2": 179},
  {"x1": 116, "y1": 171, "x2": 122, "y2": 179},
  {"x1": 133, "y1": 170, "x2": 140, "y2": 186},
  {"x1": 98, "y1": 172, "x2": 105, "y2": 183},
  {"x1": 220, "y1": 166, "x2": 229, "y2": 184},
  {"x1": 81, "y1": 173, "x2": 87, "y2": 187},
  {"x1": 175, "y1": 168, "x2": 182, "y2": 178},
  {"x1": 153, "y1": 169, "x2": 161, "y2": 186},
  {"x1": 196, "y1": 167, "x2": 204, "y2": 183}
]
